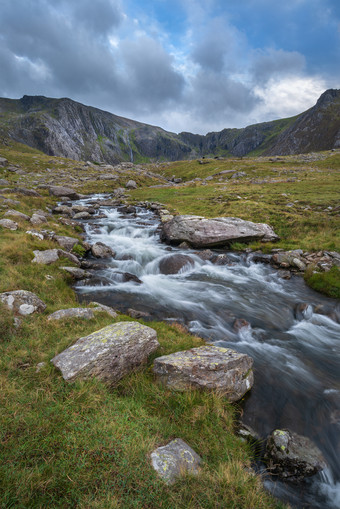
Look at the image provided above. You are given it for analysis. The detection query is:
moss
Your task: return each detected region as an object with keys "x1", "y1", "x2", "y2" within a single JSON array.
[{"x1": 304, "y1": 266, "x2": 340, "y2": 299}]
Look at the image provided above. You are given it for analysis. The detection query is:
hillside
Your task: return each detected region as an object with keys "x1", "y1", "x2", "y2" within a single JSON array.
[{"x1": 0, "y1": 89, "x2": 339, "y2": 164}]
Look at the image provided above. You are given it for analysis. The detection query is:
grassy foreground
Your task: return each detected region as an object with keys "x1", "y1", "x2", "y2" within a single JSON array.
[{"x1": 0, "y1": 144, "x2": 286, "y2": 507}]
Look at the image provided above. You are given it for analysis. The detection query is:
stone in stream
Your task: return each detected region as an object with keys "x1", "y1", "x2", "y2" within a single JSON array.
[
  {"x1": 91, "y1": 242, "x2": 116, "y2": 258},
  {"x1": 59, "y1": 267, "x2": 91, "y2": 279},
  {"x1": 54, "y1": 235, "x2": 79, "y2": 251},
  {"x1": 151, "y1": 439, "x2": 202, "y2": 484},
  {"x1": 158, "y1": 254, "x2": 194, "y2": 275},
  {"x1": 265, "y1": 429, "x2": 327, "y2": 481},
  {"x1": 47, "y1": 308, "x2": 95, "y2": 321},
  {"x1": 161, "y1": 215, "x2": 279, "y2": 248},
  {"x1": 0, "y1": 218, "x2": 18, "y2": 230},
  {"x1": 0, "y1": 290, "x2": 46, "y2": 315},
  {"x1": 51, "y1": 322, "x2": 159, "y2": 384},
  {"x1": 153, "y1": 345, "x2": 254, "y2": 402}
]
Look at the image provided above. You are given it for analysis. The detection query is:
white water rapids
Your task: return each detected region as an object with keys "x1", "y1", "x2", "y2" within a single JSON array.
[{"x1": 74, "y1": 196, "x2": 340, "y2": 509}]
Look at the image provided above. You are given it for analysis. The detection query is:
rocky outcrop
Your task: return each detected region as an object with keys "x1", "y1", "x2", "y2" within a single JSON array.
[
  {"x1": 153, "y1": 345, "x2": 254, "y2": 402},
  {"x1": 151, "y1": 439, "x2": 202, "y2": 484},
  {"x1": 265, "y1": 429, "x2": 327, "y2": 481},
  {"x1": 49, "y1": 186, "x2": 80, "y2": 200},
  {"x1": 161, "y1": 215, "x2": 279, "y2": 248},
  {"x1": 51, "y1": 322, "x2": 159, "y2": 384},
  {"x1": 0, "y1": 290, "x2": 46, "y2": 315}
]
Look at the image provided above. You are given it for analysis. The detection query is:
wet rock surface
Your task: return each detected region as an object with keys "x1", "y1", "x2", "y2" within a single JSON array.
[
  {"x1": 158, "y1": 254, "x2": 194, "y2": 275},
  {"x1": 265, "y1": 429, "x2": 327, "y2": 481},
  {"x1": 153, "y1": 345, "x2": 254, "y2": 402}
]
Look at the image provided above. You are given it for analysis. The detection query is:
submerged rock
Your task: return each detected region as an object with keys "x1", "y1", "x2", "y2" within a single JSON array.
[
  {"x1": 0, "y1": 290, "x2": 46, "y2": 315},
  {"x1": 151, "y1": 439, "x2": 202, "y2": 484},
  {"x1": 265, "y1": 429, "x2": 326, "y2": 481},
  {"x1": 158, "y1": 254, "x2": 194, "y2": 275},
  {"x1": 153, "y1": 345, "x2": 254, "y2": 402},
  {"x1": 51, "y1": 322, "x2": 159, "y2": 384},
  {"x1": 161, "y1": 215, "x2": 279, "y2": 247}
]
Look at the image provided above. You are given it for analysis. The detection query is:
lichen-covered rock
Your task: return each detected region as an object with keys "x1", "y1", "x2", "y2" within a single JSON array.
[
  {"x1": 126, "y1": 180, "x2": 137, "y2": 189},
  {"x1": 265, "y1": 429, "x2": 327, "y2": 481},
  {"x1": 51, "y1": 322, "x2": 159, "y2": 384},
  {"x1": 30, "y1": 213, "x2": 47, "y2": 226},
  {"x1": 47, "y1": 308, "x2": 94, "y2": 321},
  {"x1": 89, "y1": 301, "x2": 118, "y2": 318},
  {"x1": 91, "y1": 242, "x2": 116, "y2": 258},
  {"x1": 0, "y1": 218, "x2": 18, "y2": 230},
  {"x1": 0, "y1": 290, "x2": 46, "y2": 315},
  {"x1": 151, "y1": 439, "x2": 202, "y2": 484},
  {"x1": 32, "y1": 249, "x2": 60, "y2": 265},
  {"x1": 4, "y1": 209, "x2": 30, "y2": 221},
  {"x1": 161, "y1": 215, "x2": 279, "y2": 247},
  {"x1": 153, "y1": 345, "x2": 254, "y2": 402}
]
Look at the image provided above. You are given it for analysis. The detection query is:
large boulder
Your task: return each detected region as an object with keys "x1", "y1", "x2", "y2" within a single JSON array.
[
  {"x1": 0, "y1": 290, "x2": 46, "y2": 316},
  {"x1": 153, "y1": 345, "x2": 254, "y2": 402},
  {"x1": 151, "y1": 439, "x2": 202, "y2": 484},
  {"x1": 54, "y1": 235, "x2": 79, "y2": 251},
  {"x1": 0, "y1": 218, "x2": 18, "y2": 230},
  {"x1": 51, "y1": 322, "x2": 159, "y2": 384},
  {"x1": 32, "y1": 249, "x2": 60, "y2": 265},
  {"x1": 161, "y1": 215, "x2": 279, "y2": 247},
  {"x1": 265, "y1": 429, "x2": 327, "y2": 481},
  {"x1": 91, "y1": 242, "x2": 116, "y2": 258},
  {"x1": 4, "y1": 209, "x2": 30, "y2": 221},
  {"x1": 49, "y1": 186, "x2": 80, "y2": 200},
  {"x1": 158, "y1": 254, "x2": 194, "y2": 275}
]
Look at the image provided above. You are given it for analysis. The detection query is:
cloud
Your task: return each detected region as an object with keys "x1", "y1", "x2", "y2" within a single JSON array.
[{"x1": 252, "y1": 48, "x2": 306, "y2": 84}]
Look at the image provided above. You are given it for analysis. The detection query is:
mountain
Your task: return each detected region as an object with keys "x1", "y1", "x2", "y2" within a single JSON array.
[{"x1": 0, "y1": 90, "x2": 339, "y2": 163}]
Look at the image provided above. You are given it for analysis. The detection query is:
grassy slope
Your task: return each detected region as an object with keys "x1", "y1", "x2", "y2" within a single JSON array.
[{"x1": 0, "y1": 143, "x2": 285, "y2": 508}]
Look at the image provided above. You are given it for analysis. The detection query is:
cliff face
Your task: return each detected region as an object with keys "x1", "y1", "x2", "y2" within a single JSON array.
[{"x1": 0, "y1": 90, "x2": 339, "y2": 163}]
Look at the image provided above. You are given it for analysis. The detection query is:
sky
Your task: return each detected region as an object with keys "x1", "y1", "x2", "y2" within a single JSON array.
[{"x1": 0, "y1": 0, "x2": 339, "y2": 134}]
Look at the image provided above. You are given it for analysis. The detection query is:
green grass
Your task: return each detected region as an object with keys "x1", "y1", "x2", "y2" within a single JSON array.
[
  {"x1": 0, "y1": 143, "x2": 285, "y2": 508},
  {"x1": 304, "y1": 266, "x2": 340, "y2": 299}
]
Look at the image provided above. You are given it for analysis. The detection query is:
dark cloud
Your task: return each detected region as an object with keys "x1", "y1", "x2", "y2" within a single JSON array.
[{"x1": 252, "y1": 49, "x2": 306, "y2": 84}]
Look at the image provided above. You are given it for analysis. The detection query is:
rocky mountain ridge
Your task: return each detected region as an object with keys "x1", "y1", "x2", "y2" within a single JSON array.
[{"x1": 0, "y1": 89, "x2": 339, "y2": 163}]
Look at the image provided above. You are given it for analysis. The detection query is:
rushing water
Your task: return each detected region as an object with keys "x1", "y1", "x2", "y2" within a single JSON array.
[{"x1": 74, "y1": 195, "x2": 340, "y2": 509}]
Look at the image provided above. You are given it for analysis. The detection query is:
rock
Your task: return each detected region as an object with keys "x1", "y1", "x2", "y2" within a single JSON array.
[
  {"x1": 30, "y1": 213, "x2": 47, "y2": 226},
  {"x1": 47, "y1": 308, "x2": 94, "y2": 321},
  {"x1": 272, "y1": 251, "x2": 306, "y2": 271},
  {"x1": 153, "y1": 345, "x2": 254, "y2": 402},
  {"x1": 161, "y1": 215, "x2": 279, "y2": 248},
  {"x1": 32, "y1": 249, "x2": 60, "y2": 265},
  {"x1": 265, "y1": 429, "x2": 326, "y2": 481},
  {"x1": 4, "y1": 209, "x2": 30, "y2": 221},
  {"x1": 26, "y1": 230, "x2": 44, "y2": 240},
  {"x1": 233, "y1": 318, "x2": 250, "y2": 331},
  {"x1": 0, "y1": 179, "x2": 9, "y2": 186},
  {"x1": 0, "y1": 290, "x2": 46, "y2": 315},
  {"x1": 127, "y1": 308, "x2": 151, "y2": 319},
  {"x1": 89, "y1": 301, "x2": 118, "y2": 318},
  {"x1": 59, "y1": 267, "x2": 91, "y2": 279},
  {"x1": 158, "y1": 254, "x2": 194, "y2": 275},
  {"x1": 91, "y1": 242, "x2": 116, "y2": 258},
  {"x1": 0, "y1": 218, "x2": 18, "y2": 230},
  {"x1": 58, "y1": 249, "x2": 81, "y2": 266},
  {"x1": 49, "y1": 186, "x2": 80, "y2": 199},
  {"x1": 51, "y1": 322, "x2": 159, "y2": 384},
  {"x1": 0, "y1": 157, "x2": 9, "y2": 167},
  {"x1": 52, "y1": 205, "x2": 74, "y2": 217},
  {"x1": 117, "y1": 272, "x2": 143, "y2": 284},
  {"x1": 151, "y1": 439, "x2": 202, "y2": 484},
  {"x1": 295, "y1": 303, "x2": 313, "y2": 321},
  {"x1": 73, "y1": 211, "x2": 92, "y2": 220},
  {"x1": 54, "y1": 235, "x2": 79, "y2": 251},
  {"x1": 14, "y1": 187, "x2": 41, "y2": 197},
  {"x1": 126, "y1": 180, "x2": 137, "y2": 189},
  {"x1": 195, "y1": 249, "x2": 214, "y2": 261}
]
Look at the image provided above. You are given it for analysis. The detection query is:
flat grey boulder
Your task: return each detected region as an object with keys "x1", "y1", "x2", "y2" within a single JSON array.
[
  {"x1": 49, "y1": 186, "x2": 80, "y2": 199},
  {"x1": 54, "y1": 235, "x2": 79, "y2": 251},
  {"x1": 0, "y1": 290, "x2": 46, "y2": 315},
  {"x1": 4, "y1": 209, "x2": 30, "y2": 221},
  {"x1": 30, "y1": 213, "x2": 47, "y2": 226},
  {"x1": 0, "y1": 218, "x2": 18, "y2": 230},
  {"x1": 126, "y1": 180, "x2": 137, "y2": 189},
  {"x1": 51, "y1": 322, "x2": 159, "y2": 384},
  {"x1": 32, "y1": 249, "x2": 60, "y2": 265},
  {"x1": 91, "y1": 242, "x2": 116, "y2": 258},
  {"x1": 151, "y1": 439, "x2": 202, "y2": 484},
  {"x1": 47, "y1": 308, "x2": 94, "y2": 321},
  {"x1": 153, "y1": 345, "x2": 254, "y2": 402},
  {"x1": 59, "y1": 267, "x2": 91, "y2": 279},
  {"x1": 161, "y1": 215, "x2": 279, "y2": 247},
  {"x1": 265, "y1": 429, "x2": 327, "y2": 481},
  {"x1": 89, "y1": 301, "x2": 118, "y2": 318},
  {"x1": 0, "y1": 157, "x2": 9, "y2": 167}
]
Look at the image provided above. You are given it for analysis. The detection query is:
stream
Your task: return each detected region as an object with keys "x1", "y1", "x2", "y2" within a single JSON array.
[{"x1": 73, "y1": 195, "x2": 340, "y2": 509}]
